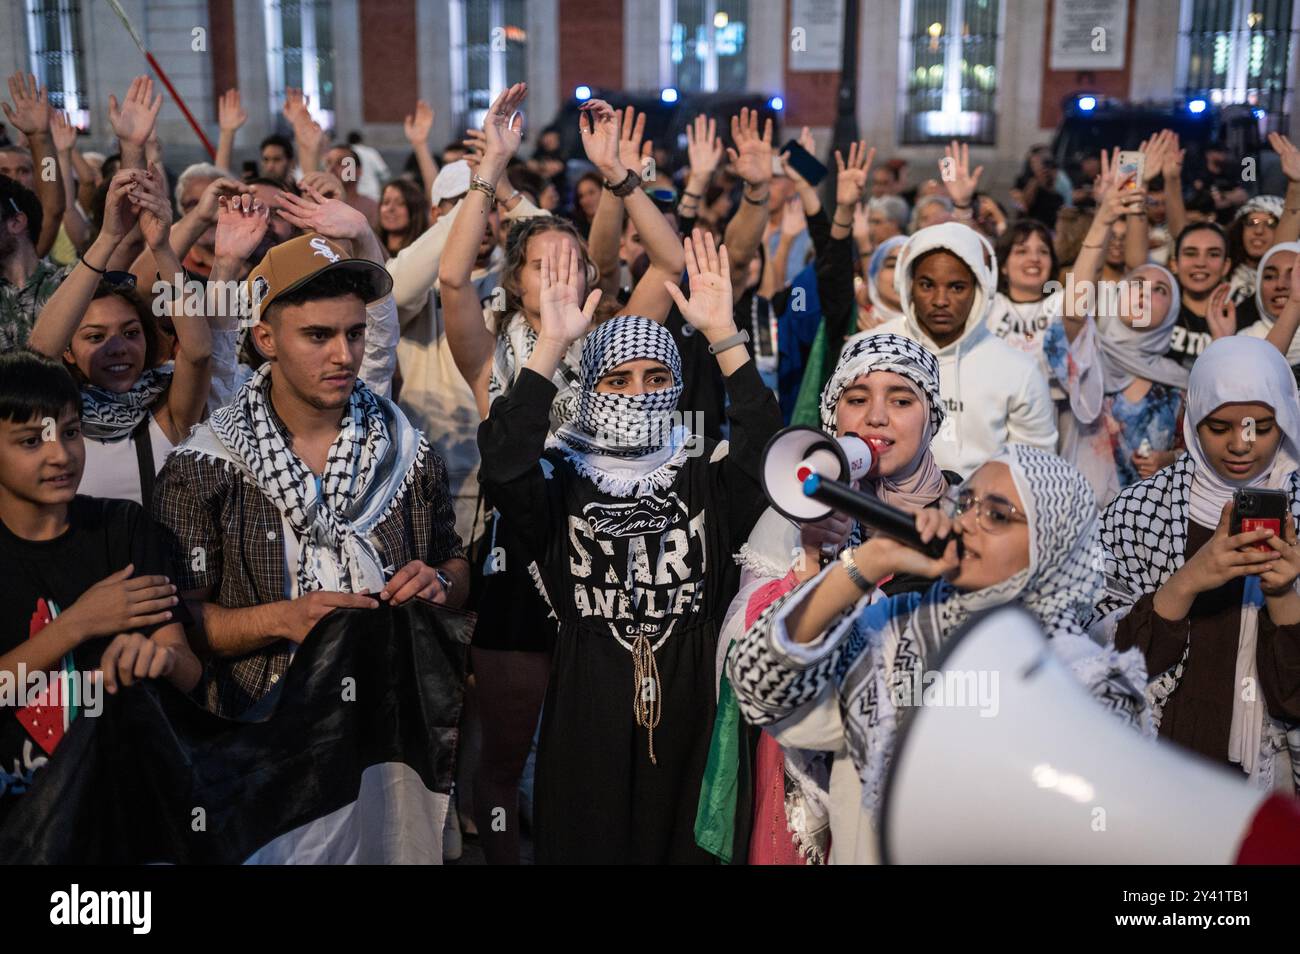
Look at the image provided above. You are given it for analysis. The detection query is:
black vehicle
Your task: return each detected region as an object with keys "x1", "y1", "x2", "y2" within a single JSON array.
[
  {"x1": 542, "y1": 88, "x2": 782, "y2": 179},
  {"x1": 1050, "y1": 96, "x2": 1266, "y2": 188}
]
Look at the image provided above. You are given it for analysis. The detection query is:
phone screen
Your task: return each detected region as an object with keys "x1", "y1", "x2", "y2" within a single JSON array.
[{"x1": 780, "y1": 140, "x2": 828, "y2": 187}]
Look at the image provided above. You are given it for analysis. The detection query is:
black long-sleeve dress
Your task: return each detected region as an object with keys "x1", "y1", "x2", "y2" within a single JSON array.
[{"x1": 477, "y1": 360, "x2": 782, "y2": 863}]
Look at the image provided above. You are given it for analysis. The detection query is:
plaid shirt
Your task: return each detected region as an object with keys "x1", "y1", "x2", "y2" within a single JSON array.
[
  {"x1": 152, "y1": 425, "x2": 464, "y2": 718},
  {"x1": 0, "y1": 259, "x2": 72, "y2": 352}
]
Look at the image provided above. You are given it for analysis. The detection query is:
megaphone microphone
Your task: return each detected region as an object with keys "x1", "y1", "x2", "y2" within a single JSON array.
[
  {"x1": 760, "y1": 425, "x2": 957, "y2": 560},
  {"x1": 802, "y1": 473, "x2": 954, "y2": 560}
]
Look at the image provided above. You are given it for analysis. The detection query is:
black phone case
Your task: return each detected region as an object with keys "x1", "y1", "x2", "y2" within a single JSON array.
[{"x1": 1230, "y1": 489, "x2": 1290, "y2": 536}]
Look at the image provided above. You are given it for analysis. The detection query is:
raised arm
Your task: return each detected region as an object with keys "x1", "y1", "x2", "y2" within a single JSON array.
[
  {"x1": 50, "y1": 110, "x2": 90, "y2": 253},
  {"x1": 1063, "y1": 150, "x2": 1128, "y2": 341},
  {"x1": 3, "y1": 73, "x2": 64, "y2": 257},
  {"x1": 215, "y1": 88, "x2": 246, "y2": 174},
  {"x1": 108, "y1": 75, "x2": 162, "y2": 172},
  {"x1": 404, "y1": 100, "x2": 439, "y2": 202},
  {"x1": 28, "y1": 169, "x2": 140, "y2": 356},
  {"x1": 130, "y1": 175, "x2": 252, "y2": 288},
  {"x1": 677, "y1": 113, "x2": 723, "y2": 226},
  {"x1": 1160, "y1": 131, "x2": 1187, "y2": 243},
  {"x1": 437, "y1": 83, "x2": 528, "y2": 417},
  {"x1": 134, "y1": 163, "x2": 213, "y2": 443},
  {"x1": 284, "y1": 88, "x2": 322, "y2": 176},
  {"x1": 1271, "y1": 132, "x2": 1300, "y2": 245},
  {"x1": 722, "y1": 108, "x2": 774, "y2": 296},
  {"x1": 579, "y1": 100, "x2": 684, "y2": 321},
  {"x1": 940, "y1": 139, "x2": 983, "y2": 228}
]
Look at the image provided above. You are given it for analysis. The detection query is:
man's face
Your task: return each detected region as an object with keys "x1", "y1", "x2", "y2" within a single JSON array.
[
  {"x1": 325, "y1": 147, "x2": 355, "y2": 186},
  {"x1": 868, "y1": 209, "x2": 900, "y2": 245},
  {"x1": 260, "y1": 145, "x2": 291, "y2": 182},
  {"x1": 253, "y1": 294, "x2": 367, "y2": 411},
  {"x1": 1172, "y1": 229, "x2": 1230, "y2": 295},
  {"x1": 0, "y1": 149, "x2": 35, "y2": 190},
  {"x1": 910, "y1": 250, "x2": 976, "y2": 347},
  {"x1": 181, "y1": 175, "x2": 219, "y2": 249},
  {"x1": 871, "y1": 167, "x2": 896, "y2": 198},
  {"x1": 0, "y1": 405, "x2": 83, "y2": 508}
]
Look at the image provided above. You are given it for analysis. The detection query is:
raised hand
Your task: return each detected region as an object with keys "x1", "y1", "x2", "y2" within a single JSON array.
[
  {"x1": 404, "y1": 100, "x2": 434, "y2": 147},
  {"x1": 50, "y1": 110, "x2": 77, "y2": 152},
  {"x1": 1270, "y1": 132, "x2": 1300, "y2": 184},
  {"x1": 578, "y1": 98, "x2": 624, "y2": 180},
  {"x1": 779, "y1": 196, "x2": 806, "y2": 237},
  {"x1": 617, "y1": 104, "x2": 651, "y2": 178},
  {"x1": 129, "y1": 162, "x2": 174, "y2": 251},
  {"x1": 1160, "y1": 130, "x2": 1185, "y2": 180},
  {"x1": 664, "y1": 229, "x2": 735, "y2": 337},
  {"x1": 483, "y1": 82, "x2": 527, "y2": 164},
  {"x1": 299, "y1": 170, "x2": 345, "y2": 201},
  {"x1": 686, "y1": 113, "x2": 723, "y2": 182},
  {"x1": 214, "y1": 193, "x2": 271, "y2": 264},
  {"x1": 282, "y1": 87, "x2": 310, "y2": 126},
  {"x1": 727, "y1": 106, "x2": 774, "y2": 188},
  {"x1": 194, "y1": 176, "x2": 254, "y2": 223},
  {"x1": 835, "y1": 139, "x2": 876, "y2": 208},
  {"x1": 98, "y1": 169, "x2": 145, "y2": 243},
  {"x1": 275, "y1": 182, "x2": 367, "y2": 240},
  {"x1": 2, "y1": 72, "x2": 51, "y2": 136},
  {"x1": 1206, "y1": 283, "x2": 1238, "y2": 338},
  {"x1": 1139, "y1": 131, "x2": 1173, "y2": 186},
  {"x1": 218, "y1": 88, "x2": 247, "y2": 132},
  {"x1": 108, "y1": 76, "x2": 163, "y2": 147},
  {"x1": 939, "y1": 140, "x2": 982, "y2": 208},
  {"x1": 538, "y1": 240, "x2": 601, "y2": 346}
]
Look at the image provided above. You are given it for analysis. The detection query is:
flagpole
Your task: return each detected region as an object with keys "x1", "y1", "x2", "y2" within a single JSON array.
[{"x1": 103, "y1": 0, "x2": 217, "y2": 161}]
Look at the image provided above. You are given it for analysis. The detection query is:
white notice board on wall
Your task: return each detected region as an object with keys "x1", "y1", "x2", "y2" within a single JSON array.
[
  {"x1": 789, "y1": 0, "x2": 844, "y2": 72},
  {"x1": 1050, "y1": 0, "x2": 1128, "y2": 71}
]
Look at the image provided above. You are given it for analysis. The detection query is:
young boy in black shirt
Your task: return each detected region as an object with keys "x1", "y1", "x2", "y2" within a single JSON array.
[{"x1": 0, "y1": 351, "x2": 200, "y2": 826}]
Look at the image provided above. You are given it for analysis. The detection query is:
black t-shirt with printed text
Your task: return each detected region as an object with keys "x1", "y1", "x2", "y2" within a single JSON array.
[
  {"x1": 1166, "y1": 301, "x2": 1260, "y2": 370},
  {"x1": 0, "y1": 496, "x2": 177, "y2": 829}
]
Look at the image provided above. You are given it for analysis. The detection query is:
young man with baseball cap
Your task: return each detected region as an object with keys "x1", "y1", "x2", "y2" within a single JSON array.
[{"x1": 152, "y1": 231, "x2": 468, "y2": 717}]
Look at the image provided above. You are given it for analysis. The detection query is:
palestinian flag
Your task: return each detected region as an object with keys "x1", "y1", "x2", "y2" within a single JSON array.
[{"x1": 0, "y1": 602, "x2": 470, "y2": 864}]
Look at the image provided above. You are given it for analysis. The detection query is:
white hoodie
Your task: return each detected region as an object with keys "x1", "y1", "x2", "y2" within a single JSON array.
[{"x1": 858, "y1": 222, "x2": 1057, "y2": 477}]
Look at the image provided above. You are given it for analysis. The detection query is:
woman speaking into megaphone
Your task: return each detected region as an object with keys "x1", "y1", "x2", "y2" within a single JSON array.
[
  {"x1": 722, "y1": 442, "x2": 1151, "y2": 864},
  {"x1": 701, "y1": 334, "x2": 961, "y2": 865}
]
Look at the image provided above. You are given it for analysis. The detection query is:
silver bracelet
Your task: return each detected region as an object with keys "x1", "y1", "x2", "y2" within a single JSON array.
[{"x1": 839, "y1": 548, "x2": 873, "y2": 592}]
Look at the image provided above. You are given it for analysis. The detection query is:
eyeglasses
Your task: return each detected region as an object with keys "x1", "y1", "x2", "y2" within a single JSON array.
[
  {"x1": 941, "y1": 486, "x2": 1028, "y2": 534},
  {"x1": 1244, "y1": 216, "x2": 1278, "y2": 230}
]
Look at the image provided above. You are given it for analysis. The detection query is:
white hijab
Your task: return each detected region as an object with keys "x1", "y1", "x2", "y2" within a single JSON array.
[
  {"x1": 1184, "y1": 335, "x2": 1300, "y2": 529},
  {"x1": 1253, "y1": 241, "x2": 1300, "y2": 324},
  {"x1": 1095, "y1": 263, "x2": 1189, "y2": 392}
]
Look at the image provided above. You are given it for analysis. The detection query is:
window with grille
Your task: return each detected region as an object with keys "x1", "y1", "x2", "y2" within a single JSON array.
[
  {"x1": 667, "y1": 0, "x2": 748, "y2": 92},
  {"x1": 264, "y1": 0, "x2": 336, "y2": 130},
  {"x1": 1177, "y1": 0, "x2": 1296, "y2": 133},
  {"x1": 450, "y1": 0, "x2": 528, "y2": 133},
  {"x1": 25, "y1": 1, "x2": 90, "y2": 130},
  {"x1": 899, "y1": 0, "x2": 1002, "y2": 145}
]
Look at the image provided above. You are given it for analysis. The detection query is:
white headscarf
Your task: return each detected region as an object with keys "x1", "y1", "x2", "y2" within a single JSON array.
[
  {"x1": 866, "y1": 235, "x2": 907, "y2": 324},
  {"x1": 1184, "y1": 334, "x2": 1300, "y2": 529},
  {"x1": 1094, "y1": 263, "x2": 1189, "y2": 392},
  {"x1": 1253, "y1": 241, "x2": 1300, "y2": 323}
]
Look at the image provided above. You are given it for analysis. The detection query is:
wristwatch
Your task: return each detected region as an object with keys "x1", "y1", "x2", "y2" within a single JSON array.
[
  {"x1": 604, "y1": 169, "x2": 642, "y2": 198},
  {"x1": 434, "y1": 569, "x2": 453, "y2": 598}
]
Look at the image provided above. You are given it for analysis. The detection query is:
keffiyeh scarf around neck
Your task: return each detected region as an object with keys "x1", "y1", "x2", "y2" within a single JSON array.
[
  {"x1": 1098, "y1": 335, "x2": 1300, "y2": 786},
  {"x1": 194, "y1": 363, "x2": 426, "y2": 595},
  {"x1": 491, "y1": 312, "x2": 584, "y2": 433},
  {"x1": 820, "y1": 332, "x2": 948, "y2": 511},
  {"x1": 80, "y1": 367, "x2": 172, "y2": 441},
  {"x1": 548, "y1": 315, "x2": 692, "y2": 498}
]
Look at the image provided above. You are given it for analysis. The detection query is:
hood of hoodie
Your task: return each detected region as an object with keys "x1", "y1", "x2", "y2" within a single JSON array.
[
  {"x1": 1254, "y1": 241, "x2": 1300, "y2": 324},
  {"x1": 894, "y1": 222, "x2": 999, "y2": 357}
]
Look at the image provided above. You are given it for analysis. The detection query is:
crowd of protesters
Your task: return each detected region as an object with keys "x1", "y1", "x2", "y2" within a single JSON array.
[{"x1": 2, "y1": 65, "x2": 1300, "y2": 865}]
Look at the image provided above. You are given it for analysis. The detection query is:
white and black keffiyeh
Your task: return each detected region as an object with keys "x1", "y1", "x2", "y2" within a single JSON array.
[
  {"x1": 729, "y1": 444, "x2": 1151, "y2": 815},
  {"x1": 80, "y1": 367, "x2": 172, "y2": 441},
  {"x1": 549, "y1": 315, "x2": 692, "y2": 497},
  {"x1": 1228, "y1": 196, "x2": 1285, "y2": 305},
  {"x1": 189, "y1": 363, "x2": 426, "y2": 595},
  {"x1": 490, "y1": 311, "x2": 584, "y2": 432},
  {"x1": 1097, "y1": 336, "x2": 1300, "y2": 786},
  {"x1": 820, "y1": 332, "x2": 945, "y2": 436}
]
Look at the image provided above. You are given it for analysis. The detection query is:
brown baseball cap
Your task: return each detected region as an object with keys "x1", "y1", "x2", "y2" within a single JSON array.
[{"x1": 244, "y1": 232, "x2": 393, "y2": 322}]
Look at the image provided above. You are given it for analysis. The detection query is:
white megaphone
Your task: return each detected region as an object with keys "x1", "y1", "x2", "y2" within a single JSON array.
[
  {"x1": 881, "y1": 606, "x2": 1300, "y2": 864},
  {"x1": 761, "y1": 425, "x2": 873, "y2": 522}
]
